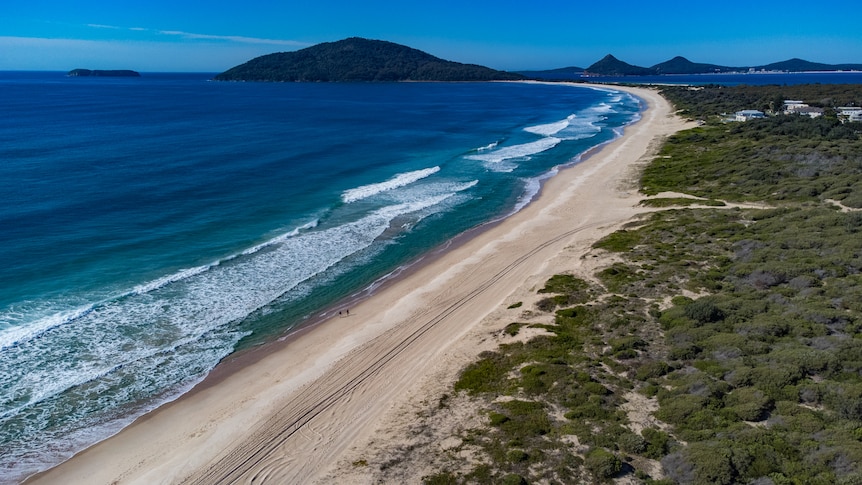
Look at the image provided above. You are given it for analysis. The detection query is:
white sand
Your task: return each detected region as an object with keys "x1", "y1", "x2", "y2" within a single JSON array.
[{"x1": 28, "y1": 84, "x2": 691, "y2": 485}]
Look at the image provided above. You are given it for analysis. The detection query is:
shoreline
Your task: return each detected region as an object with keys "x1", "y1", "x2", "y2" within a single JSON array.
[
  {"x1": 27, "y1": 83, "x2": 692, "y2": 484},
  {"x1": 100, "y1": 82, "x2": 636, "y2": 399}
]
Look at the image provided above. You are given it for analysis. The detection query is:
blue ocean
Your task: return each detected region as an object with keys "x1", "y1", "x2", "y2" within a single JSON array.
[{"x1": 0, "y1": 72, "x2": 641, "y2": 481}]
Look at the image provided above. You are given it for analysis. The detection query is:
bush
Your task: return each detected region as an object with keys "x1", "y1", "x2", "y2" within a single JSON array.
[
  {"x1": 489, "y1": 411, "x2": 510, "y2": 426},
  {"x1": 501, "y1": 474, "x2": 528, "y2": 485},
  {"x1": 539, "y1": 274, "x2": 591, "y2": 294},
  {"x1": 504, "y1": 322, "x2": 525, "y2": 336},
  {"x1": 619, "y1": 431, "x2": 647, "y2": 454},
  {"x1": 585, "y1": 448, "x2": 622, "y2": 480},
  {"x1": 455, "y1": 352, "x2": 510, "y2": 395},
  {"x1": 724, "y1": 387, "x2": 773, "y2": 421},
  {"x1": 662, "y1": 442, "x2": 737, "y2": 485},
  {"x1": 506, "y1": 449, "x2": 530, "y2": 463},
  {"x1": 636, "y1": 361, "x2": 671, "y2": 381},
  {"x1": 642, "y1": 428, "x2": 672, "y2": 459},
  {"x1": 594, "y1": 229, "x2": 643, "y2": 252},
  {"x1": 684, "y1": 298, "x2": 725, "y2": 325}
]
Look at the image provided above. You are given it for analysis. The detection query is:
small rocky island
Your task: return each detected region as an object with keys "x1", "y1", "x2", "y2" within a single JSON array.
[{"x1": 67, "y1": 69, "x2": 141, "y2": 77}]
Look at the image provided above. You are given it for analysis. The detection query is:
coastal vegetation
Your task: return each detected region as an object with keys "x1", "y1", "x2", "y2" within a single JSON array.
[
  {"x1": 214, "y1": 37, "x2": 524, "y2": 82},
  {"x1": 415, "y1": 85, "x2": 862, "y2": 483},
  {"x1": 658, "y1": 84, "x2": 862, "y2": 121}
]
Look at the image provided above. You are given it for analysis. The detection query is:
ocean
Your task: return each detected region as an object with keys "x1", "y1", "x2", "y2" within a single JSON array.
[{"x1": 0, "y1": 72, "x2": 641, "y2": 481}]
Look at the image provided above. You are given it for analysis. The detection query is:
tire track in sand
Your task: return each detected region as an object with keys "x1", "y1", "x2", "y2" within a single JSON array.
[{"x1": 182, "y1": 220, "x2": 604, "y2": 485}]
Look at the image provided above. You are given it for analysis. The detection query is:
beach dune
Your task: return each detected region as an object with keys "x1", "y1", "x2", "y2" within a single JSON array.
[{"x1": 28, "y1": 84, "x2": 690, "y2": 485}]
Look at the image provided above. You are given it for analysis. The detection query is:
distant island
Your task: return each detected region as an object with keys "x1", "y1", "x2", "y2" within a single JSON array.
[
  {"x1": 214, "y1": 37, "x2": 525, "y2": 82},
  {"x1": 67, "y1": 69, "x2": 141, "y2": 77},
  {"x1": 522, "y1": 55, "x2": 862, "y2": 79}
]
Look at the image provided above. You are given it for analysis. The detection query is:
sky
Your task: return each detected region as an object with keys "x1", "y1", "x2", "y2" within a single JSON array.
[{"x1": 2, "y1": 0, "x2": 861, "y2": 72}]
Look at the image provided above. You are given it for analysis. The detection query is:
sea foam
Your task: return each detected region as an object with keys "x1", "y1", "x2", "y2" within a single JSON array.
[
  {"x1": 342, "y1": 167, "x2": 440, "y2": 203},
  {"x1": 465, "y1": 137, "x2": 562, "y2": 164},
  {"x1": 524, "y1": 116, "x2": 573, "y2": 136}
]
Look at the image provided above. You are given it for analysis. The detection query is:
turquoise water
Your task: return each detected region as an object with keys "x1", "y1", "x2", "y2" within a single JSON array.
[{"x1": 0, "y1": 72, "x2": 641, "y2": 481}]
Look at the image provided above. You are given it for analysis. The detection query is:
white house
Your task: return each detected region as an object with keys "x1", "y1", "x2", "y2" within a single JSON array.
[
  {"x1": 735, "y1": 110, "x2": 766, "y2": 122},
  {"x1": 784, "y1": 100, "x2": 807, "y2": 112},
  {"x1": 792, "y1": 106, "x2": 825, "y2": 118},
  {"x1": 837, "y1": 107, "x2": 862, "y2": 123}
]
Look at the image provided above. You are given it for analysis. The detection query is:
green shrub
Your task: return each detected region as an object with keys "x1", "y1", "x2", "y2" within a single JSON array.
[
  {"x1": 636, "y1": 361, "x2": 670, "y2": 381},
  {"x1": 501, "y1": 474, "x2": 528, "y2": 485},
  {"x1": 455, "y1": 352, "x2": 510, "y2": 395},
  {"x1": 539, "y1": 274, "x2": 591, "y2": 294},
  {"x1": 669, "y1": 343, "x2": 701, "y2": 360},
  {"x1": 498, "y1": 400, "x2": 551, "y2": 437},
  {"x1": 619, "y1": 431, "x2": 648, "y2": 454},
  {"x1": 724, "y1": 387, "x2": 773, "y2": 421},
  {"x1": 663, "y1": 441, "x2": 737, "y2": 485},
  {"x1": 489, "y1": 412, "x2": 510, "y2": 426},
  {"x1": 583, "y1": 381, "x2": 611, "y2": 396},
  {"x1": 504, "y1": 322, "x2": 525, "y2": 336},
  {"x1": 642, "y1": 428, "x2": 672, "y2": 459},
  {"x1": 597, "y1": 263, "x2": 642, "y2": 293},
  {"x1": 585, "y1": 449, "x2": 622, "y2": 480},
  {"x1": 684, "y1": 298, "x2": 725, "y2": 325},
  {"x1": 656, "y1": 394, "x2": 707, "y2": 426},
  {"x1": 593, "y1": 229, "x2": 644, "y2": 252},
  {"x1": 614, "y1": 349, "x2": 638, "y2": 359},
  {"x1": 610, "y1": 336, "x2": 647, "y2": 352}
]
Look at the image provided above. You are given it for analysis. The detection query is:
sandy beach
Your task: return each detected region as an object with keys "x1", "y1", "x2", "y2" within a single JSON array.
[{"x1": 28, "y1": 83, "x2": 691, "y2": 485}]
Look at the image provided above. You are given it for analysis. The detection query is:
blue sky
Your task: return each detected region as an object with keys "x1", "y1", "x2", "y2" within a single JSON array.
[{"x1": 2, "y1": 0, "x2": 861, "y2": 72}]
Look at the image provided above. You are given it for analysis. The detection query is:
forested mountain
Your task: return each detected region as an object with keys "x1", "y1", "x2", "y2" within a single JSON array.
[
  {"x1": 651, "y1": 56, "x2": 736, "y2": 74},
  {"x1": 584, "y1": 55, "x2": 653, "y2": 76},
  {"x1": 214, "y1": 37, "x2": 524, "y2": 82},
  {"x1": 757, "y1": 58, "x2": 862, "y2": 72}
]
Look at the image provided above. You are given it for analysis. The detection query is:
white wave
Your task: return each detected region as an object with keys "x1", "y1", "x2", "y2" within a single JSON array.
[
  {"x1": 387, "y1": 179, "x2": 479, "y2": 207},
  {"x1": 524, "y1": 115, "x2": 573, "y2": 136},
  {"x1": 589, "y1": 102, "x2": 615, "y2": 114},
  {"x1": 0, "y1": 191, "x2": 462, "y2": 428},
  {"x1": 130, "y1": 263, "x2": 216, "y2": 296},
  {"x1": 0, "y1": 219, "x2": 324, "y2": 353},
  {"x1": 341, "y1": 166, "x2": 440, "y2": 203},
  {"x1": 476, "y1": 141, "x2": 499, "y2": 151},
  {"x1": 241, "y1": 219, "x2": 320, "y2": 256},
  {"x1": 557, "y1": 114, "x2": 603, "y2": 141},
  {"x1": 465, "y1": 137, "x2": 561, "y2": 164},
  {"x1": 0, "y1": 304, "x2": 95, "y2": 351}
]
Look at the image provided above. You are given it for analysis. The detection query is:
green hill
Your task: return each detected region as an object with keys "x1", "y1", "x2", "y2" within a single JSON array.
[
  {"x1": 757, "y1": 58, "x2": 862, "y2": 72},
  {"x1": 651, "y1": 56, "x2": 737, "y2": 74},
  {"x1": 584, "y1": 54, "x2": 652, "y2": 76},
  {"x1": 214, "y1": 37, "x2": 524, "y2": 82}
]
